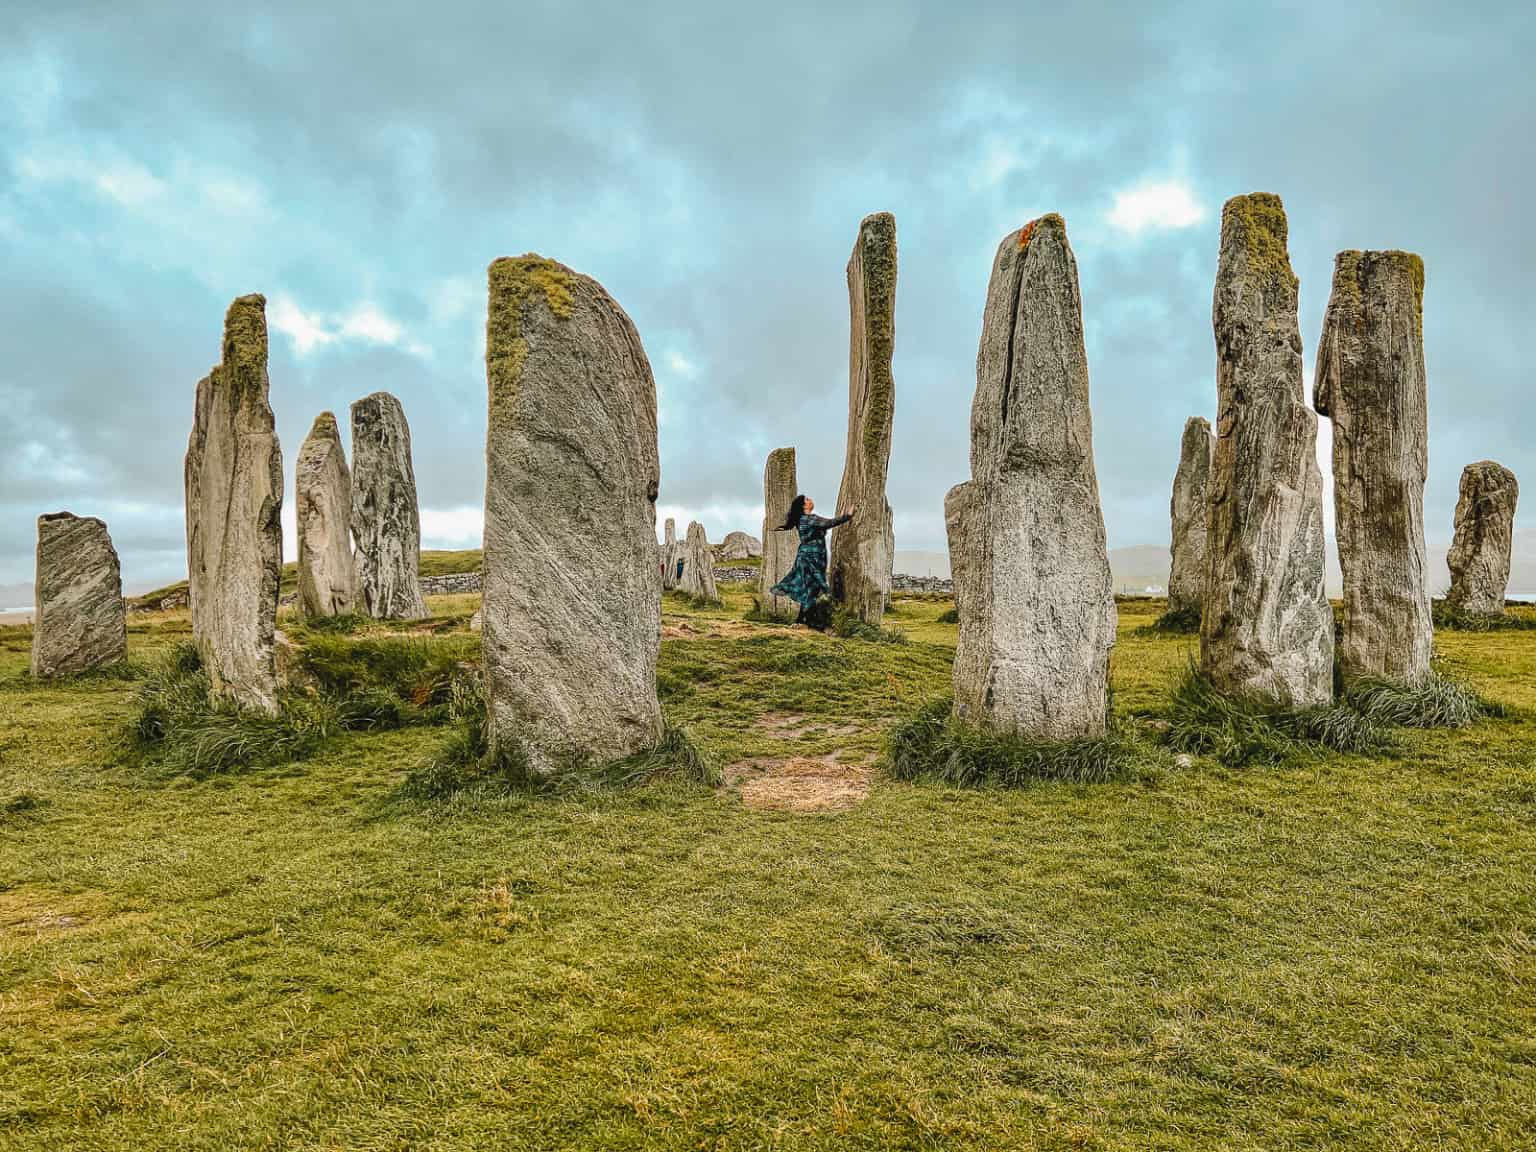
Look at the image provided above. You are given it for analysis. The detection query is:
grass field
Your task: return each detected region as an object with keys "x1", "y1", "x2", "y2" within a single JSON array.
[{"x1": 3, "y1": 583, "x2": 1535, "y2": 1149}]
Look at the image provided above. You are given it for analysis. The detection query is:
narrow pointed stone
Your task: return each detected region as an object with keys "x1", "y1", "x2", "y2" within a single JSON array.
[
  {"x1": 1446, "y1": 461, "x2": 1519, "y2": 616},
  {"x1": 295, "y1": 411, "x2": 357, "y2": 618},
  {"x1": 759, "y1": 447, "x2": 799, "y2": 620},
  {"x1": 679, "y1": 521, "x2": 720, "y2": 603},
  {"x1": 350, "y1": 392, "x2": 427, "y2": 620},
  {"x1": 31, "y1": 512, "x2": 126, "y2": 678},
  {"x1": 1201, "y1": 194, "x2": 1333, "y2": 706},
  {"x1": 184, "y1": 294, "x2": 283, "y2": 713},
  {"x1": 1167, "y1": 416, "x2": 1214, "y2": 621},
  {"x1": 830, "y1": 211, "x2": 896, "y2": 623},
  {"x1": 484, "y1": 254, "x2": 663, "y2": 775},
  {"x1": 952, "y1": 215, "x2": 1115, "y2": 739},
  {"x1": 1314, "y1": 249, "x2": 1432, "y2": 682},
  {"x1": 661, "y1": 518, "x2": 681, "y2": 590}
]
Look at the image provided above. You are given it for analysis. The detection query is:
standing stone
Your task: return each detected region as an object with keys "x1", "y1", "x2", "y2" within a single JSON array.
[
  {"x1": 30, "y1": 513, "x2": 126, "y2": 678},
  {"x1": 484, "y1": 254, "x2": 663, "y2": 774},
  {"x1": 830, "y1": 211, "x2": 896, "y2": 624},
  {"x1": 719, "y1": 531, "x2": 761, "y2": 561},
  {"x1": 1314, "y1": 250, "x2": 1432, "y2": 683},
  {"x1": 661, "y1": 518, "x2": 682, "y2": 590},
  {"x1": 759, "y1": 447, "x2": 799, "y2": 620},
  {"x1": 295, "y1": 411, "x2": 357, "y2": 618},
  {"x1": 350, "y1": 392, "x2": 427, "y2": 620},
  {"x1": 952, "y1": 215, "x2": 1116, "y2": 739},
  {"x1": 1201, "y1": 194, "x2": 1334, "y2": 706},
  {"x1": 1445, "y1": 461, "x2": 1519, "y2": 616},
  {"x1": 184, "y1": 294, "x2": 283, "y2": 713},
  {"x1": 679, "y1": 521, "x2": 720, "y2": 603},
  {"x1": 1167, "y1": 416, "x2": 1214, "y2": 621}
]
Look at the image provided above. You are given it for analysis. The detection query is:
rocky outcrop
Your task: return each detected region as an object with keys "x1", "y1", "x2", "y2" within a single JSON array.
[
  {"x1": 30, "y1": 512, "x2": 126, "y2": 678},
  {"x1": 483, "y1": 254, "x2": 663, "y2": 775},
  {"x1": 679, "y1": 521, "x2": 720, "y2": 603},
  {"x1": 1167, "y1": 416, "x2": 1214, "y2": 620},
  {"x1": 952, "y1": 215, "x2": 1116, "y2": 739},
  {"x1": 295, "y1": 411, "x2": 357, "y2": 618},
  {"x1": 184, "y1": 294, "x2": 284, "y2": 713},
  {"x1": 759, "y1": 447, "x2": 799, "y2": 620},
  {"x1": 718, "y1": 531, "x2": 761, "y2": 561},
  {"x1": 350, "y1": 392, "x2": 427, "y2": 620},
  {"x1": 1315, "y1": 249, "x2": 1432, "y2": 682},
  {"x1": 1446, "y1": 461, "x2": 1519, "y2": 616},
  {"x1": 830, "y1": 212, "x2": 896, "y2": 624},
  {"x1": 1201, "y1": 194, "x2": 1333, "y2": 706}
]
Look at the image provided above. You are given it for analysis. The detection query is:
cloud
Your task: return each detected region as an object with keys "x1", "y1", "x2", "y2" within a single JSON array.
[
  {"x1": 267, "y1": 295, "x2": 424, "y2": 357},
  {"x1": 1106, "y1": 178, "x2": 1206, "y2": 236}
]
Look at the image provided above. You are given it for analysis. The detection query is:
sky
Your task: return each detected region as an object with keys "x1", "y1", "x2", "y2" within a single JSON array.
[{"x1": 2, "y1": 1, "x2": 1532, "y2": 592}]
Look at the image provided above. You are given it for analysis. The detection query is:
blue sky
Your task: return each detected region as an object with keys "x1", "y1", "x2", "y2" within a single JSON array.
[{"x1": 2, "y1": 1, "x2": 1532, "y2": 589}]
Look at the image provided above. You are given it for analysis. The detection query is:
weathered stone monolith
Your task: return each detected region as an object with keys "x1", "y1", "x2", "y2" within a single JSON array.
[
  {"x1": 1314, "y1": 249, "x2": 1432, "y2": 683},
  {"x1": 295, "y1": 411, "x2": 357, "y2": 618},
  {"x1": 719, "y1": 531, "x2": 761, "y2": 561},
  {"x1": 830, "y1": 212, "x2": 896, "y2": 624},
  {"x1": 1167, "y1": 416, "x2": 1214, "y2": 621},
  {"x1": 952, "y1": 215, "x2": 1116, "y2": 739},
  {"x1": 759, "y1": 447, "x2": 799, "y2": 620},
  {"x1": 679, "y1": 521, "x2": 720, "y2": 603},
  {"x1": 30, "y1": 512, "x2": 126, "y2": 678},
  {"x1": 350, "y1": 392, "x2": 427, "y2": 620},
  {"x1": 1201, "y1": 194, "x2": 1334, "y2": 706},
  {"x1": 1446, "y1": 461, "x2": 1519, "y2": 616},
  {"x1": 484, "y1": 255, "x2": 663, "y2": 774},
  {"x1": 184, "y1": 294, "x2": 283, "y2": 713}
]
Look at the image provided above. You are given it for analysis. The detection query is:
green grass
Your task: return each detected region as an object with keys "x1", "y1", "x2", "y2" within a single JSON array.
[
  {"x1": 3, "y1": 589, "x2": 1536, "y2": 1148},
  {"x1": 1432, "y1": 598, "x2": 1536, "y2": 631}
]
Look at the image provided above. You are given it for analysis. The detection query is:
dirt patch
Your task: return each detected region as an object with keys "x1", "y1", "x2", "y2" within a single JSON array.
[
  {"x1": 752, "y1": 712, "x2": 864, "y2": 740},
  {"x1": 726, "y1": 753, "x2": 875, "y2": 813},
  {"x1": 661, "y1": 618, "x2": 767, "y2": 640}
]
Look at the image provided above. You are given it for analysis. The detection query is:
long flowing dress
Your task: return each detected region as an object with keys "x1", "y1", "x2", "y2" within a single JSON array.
[{"x1": 769, "y1": 513, "x2": 851, "y2": 609}]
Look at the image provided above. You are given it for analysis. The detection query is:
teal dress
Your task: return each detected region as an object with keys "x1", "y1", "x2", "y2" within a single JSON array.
[{"x1": 770, "y1": 513, "x2": 851, "y2": 609}]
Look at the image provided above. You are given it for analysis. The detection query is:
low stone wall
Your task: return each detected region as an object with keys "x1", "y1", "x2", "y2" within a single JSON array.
[{"x1": 419, "y1": 572, "x2": 482, "y2": 596}]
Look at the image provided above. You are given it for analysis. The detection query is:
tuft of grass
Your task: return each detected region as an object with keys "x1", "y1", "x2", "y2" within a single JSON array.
[
  {"x1": 1, "y1": 791, "x2": 43, "y2": 823},
  {"x1": 1344, "y1": 672, "x2": 1497, "y2": 728},
  {"x1": 293, "y1": 612, "x2": 369, "y2": 635},
  {"x1": 935, "y1": 606, "x2": 959, "y2": 624},
  {"x1": 298, "y1": 633, "x2": 478, "y2": 714},
  {"x1": 887, "y1": 698, "x2": 1141, "y2": 787},
  {"x1": 1432, "y1": 599, "x2": 1536, "y2": 632},
  {"x1": 1145, "y1": 605, "x2": 1202, "y2": 634},
  {"x1": 832, "y1": 607, "x2": 907, "y2": 645}
]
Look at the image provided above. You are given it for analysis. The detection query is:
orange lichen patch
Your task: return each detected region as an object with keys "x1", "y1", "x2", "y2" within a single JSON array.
[
  {"x1": 726, "y1": 753, "x2": 875, "y2": 813},
  {"x1": 1017, "y1": 218, "x2": 1039, "y2": 250}
]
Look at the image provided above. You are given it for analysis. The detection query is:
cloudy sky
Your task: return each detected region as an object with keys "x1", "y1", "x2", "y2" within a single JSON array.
[{"x1": 2, "y1": 1, "x2": 1531, "y2": 591}]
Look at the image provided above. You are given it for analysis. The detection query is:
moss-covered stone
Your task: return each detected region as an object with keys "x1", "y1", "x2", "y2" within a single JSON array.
[
  {"x1": 486, "y1": 256, "x2": 576, "y2": 415},
  {"x1": 1221, "y1": 193, "x2": 1297, "y2": 291}
]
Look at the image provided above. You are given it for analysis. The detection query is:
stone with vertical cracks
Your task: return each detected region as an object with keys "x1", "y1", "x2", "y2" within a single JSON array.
[
  {"x1": 952, "y1": 216, "x2": 1116, "y2": 739},
  {"x1": 350, "y1": 392, "x2": 427, "y2": 620},
  {"x1": 759, "y1": 447, "x2": 799, "y2": 620},
  {"x1": 1201, "y1": 194, "x2": 1334, "y2": 706},
  {"x1": 943, "y1": 481, "x2": 974, "y2": 628},
  {"x1": 1445, "y1": 461, "x2": 1519, "y2": 616},
  {"x1": 31, "y1": 512, "x2": 126, "y2": 678},
  {"x1": 831, "y1": 211, "x2": 896, "y2": 624},
  {"x1": 1314, "y1": 249, "x2": 1432, "y2": 682},
  {"x1": 295, "y1": 411, "x2": 357, "y2": 618},
  {"x1": 1168, "y1": 416, "x2": 1214, "y2": 620},
  {"x1": 184, "y1": 294, "x2": 284, "y2": 713},
  {"x1": 484, "y1": 254, "x2": 663, "y2": 775},
  {"x1": 679, "y1": 521, "x2": 720, "y2": 603},
  {"x1": 660, "y1": 518, "x2": 682, "y2": 590}
]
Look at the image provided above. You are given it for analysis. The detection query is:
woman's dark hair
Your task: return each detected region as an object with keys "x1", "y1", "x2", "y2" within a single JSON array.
[{"x1": 781, "y1": 494, "x2": 807, "y2": 530}]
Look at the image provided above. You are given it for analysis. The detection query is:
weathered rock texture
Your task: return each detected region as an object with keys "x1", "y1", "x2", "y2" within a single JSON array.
[
  {"x1": 719, "y1": 531, "x2": 761, "y2": 561},
  {"x1": 952, "y1": 215, "x2": 1116, "y2": 739},
  {"x1": 1445, "y1": 461, "x2": 1519, "y2": 616},
  {"x1": 759, "y1": 447, "x2": 799, "y2": 620},
  {"x1": 484, "y1": 254, "x2": 663, "y2": 774},
  {"x1": 661, "y1": 518, "x2": 681, "y2": 589},
  {"x1": 184, "y1": 294, "x2": 284, "y2": 713},
  {"x1": 30, "y1": 512, "x2": 126, "y2": 678},
  {"x1": 830, "y1": 212, "x2": 896, "y2": 624},
  {"x1": 1168, "y1": 416, "x2": 1214, "y2": 619},
  {"x1": 1314, "y1": 249, "x2": 1432, "y2": 682},
  {"x1": 679, "y1": 521, "x2": 720, "y2": 603},
  {"x1": 295, "y1": 411, "x2": 357, "y2": 618},
  {"x1": 350, "y1": 392, "x2": 427, "y2": 620},
  {"x1": 1201, "y1": 194, "x2": 1334, "y2": 706}
]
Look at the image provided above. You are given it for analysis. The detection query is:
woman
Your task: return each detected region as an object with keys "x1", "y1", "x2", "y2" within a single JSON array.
[{"x1": 769, "y1": 495, "x2": 856, "y2": 627}]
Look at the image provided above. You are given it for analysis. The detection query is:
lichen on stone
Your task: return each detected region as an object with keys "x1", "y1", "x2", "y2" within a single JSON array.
[
  {"x1": 1223, "y1": 193, "x2": 1297, "y2": 291},
  {"x1": 486, "y1": 255, "x2": 577, "y2": 413}
]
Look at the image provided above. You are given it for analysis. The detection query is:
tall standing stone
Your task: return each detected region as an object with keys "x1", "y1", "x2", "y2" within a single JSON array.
[
  {"x1": 830, "y1": 212, "x2": 896, "y2": 624},
  {"x1": 679, "y1": 521, "x2": 720, "y2": 603},
  {"x1": 1201, "y1": 194, "x2": 1334, "y2": 706},
  {"x1": 661, "y1": 518, "x2": 681, "y2": 590},
  {"x1": 295, "y1": 411, "x2": 357, "y2": 618},
  {"x1": 484, "y1": 254, "x2": 663, "y2": 774},
  {"x1": 759, "y1": 447, "x2": 799, "y2": 620},
  {"x1": 952, "y1": 215, "x2": 1116, "y2": 739},
  {"x1": 1314, "y1": 250, "x2": 1432, "y2": 683},
  {"x1": 1167, "y1": 416, "x2": 1214, "y2": 621},
  {"x1": 184, "y1": 294, "x2": 283, "y2": 713},
  {"x1": 1445, "y1": 461, "x2": 1519, "y2": 616},
  {"x1": 350, "y1": 392, "x2": 427, "y2": 620},
  {"x1": 30, "y1": 512, "x2": 126, "y2": 678}
]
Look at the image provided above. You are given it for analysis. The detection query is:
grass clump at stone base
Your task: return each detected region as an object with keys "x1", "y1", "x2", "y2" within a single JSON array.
[
  {"x1": 831, "y1": 606, "x2": 907, "y2": 644},
  {"x1": 296, "y1": 632, "x2": 479, "y2": 721},
  {"x1": 887, "y1": 698, "x2": 1143, "y2": 787},
  {"x1": 1432, "y1": 598, "x2": 1536, "y2": 632},
  {"x1": 1143, "y1": 605, "x2": 1201, "y2": 635},
  {"x1": 1343, "y1": 672, "x2": 1499, "y2": 728},
  {"x1": 934, "y1": 606, "x2": 959, "y2": 624}
]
